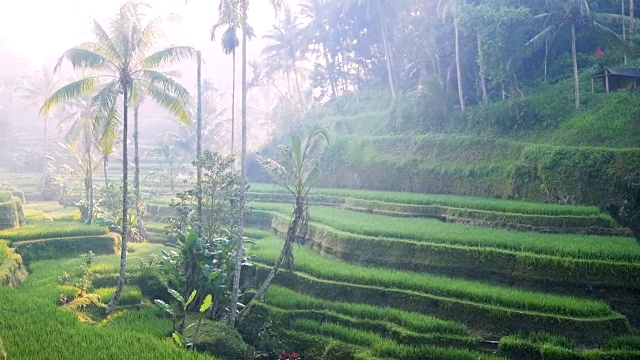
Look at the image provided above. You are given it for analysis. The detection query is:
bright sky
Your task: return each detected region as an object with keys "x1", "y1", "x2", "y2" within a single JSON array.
[{"x1": 0, "y1": 0, "x2": 290, "y2": 69}]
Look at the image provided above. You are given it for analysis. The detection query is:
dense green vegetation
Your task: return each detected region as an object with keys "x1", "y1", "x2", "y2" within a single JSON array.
[{"x1": 0, "y1": 244, "x2": 212, "y2": 359}]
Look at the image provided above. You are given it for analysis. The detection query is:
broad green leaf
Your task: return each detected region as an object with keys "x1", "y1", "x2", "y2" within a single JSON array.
[
  {"x1": 172, "y1": 332, "x2": 184, "y2": 348},
  {"x1": 168, "y1": 289, "x2": 185, "y2": 305},
  {"x1": 153, "y1": 299, "x2": 174, "y2": 315},
  {"x1": 200, "y1": 294, "x2": 213, "y2": 313},
  {"x1": 186, "y1": 290, "x2": 197, "y2": 307}
]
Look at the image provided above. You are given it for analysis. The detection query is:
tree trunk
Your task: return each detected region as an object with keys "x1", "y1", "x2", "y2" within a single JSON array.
[
  {"x1": 454, "y1": 17, "x2": 465, "y2": 112},
  {"x1": 251, "y1": 201, "x2": 302, "y2": 302},
  {"x1": 133, "y1": 105, "x2": 140, "y2": 227},
  {"x1": 87, "y1": 140, "x2": 93, "y2": 225},
  {"x1": 623, "y1": 0, "x2": 628, "y2": 64},
  {"x1": 571, "y1": 23, "x2": 580, "y2": 110},
  {"x1": 106, "y1": 83, "x2": 129, "y2": 316},
  {"x1": 231, "y1": 49, "x2": 236, "y2": 155},
  {"x1": 631, "y1": 0, "x2": 635, "y2": 32},
  {"x1": 477, "y1": 32, "x2": 488, "y2": 103},
  {"x1": 377, "y1": 0, "x2": 396, "y2": 99},
  {"x1": 103, "y1": 157, "x2": 109, "y2": 188},
  {"x1": 292, "y1": 59, "x2": 303, "y2": 105},
  {"x1": 228, "y1": 0, "x2": 247, "y2": 328},
  {"x1": 322, "y1": 44, "x2": 338, "y2": 99},
  {"x1": 196, "y1": 51, "x2": 203, "y2": 219}
]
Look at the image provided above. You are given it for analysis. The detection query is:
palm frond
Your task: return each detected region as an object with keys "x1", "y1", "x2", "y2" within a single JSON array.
[
  {"x1": 138, "y1": 46, "x2": 198, "y2": 69},
  {"x1": 92, "y1": 81, "x2": 122, "y2": 153},
  {"x1": 90, "y1": 19, "x2": 122, "y2": 64},
  {"x1": 523, "y1": 24, "x2": 558, "y2": 51},
  {"x1": 141, "y1": 69, "x2": 191, "y2": 105},
  {"x1": 40, "y1": 77, "x2": 103, "y2": 115},
  {"x1": 146, "y1": 81, "x2": 192, "y2": 124},
  {"x1": 55, "y1": 47, "x2": 116, "y2": 73}
]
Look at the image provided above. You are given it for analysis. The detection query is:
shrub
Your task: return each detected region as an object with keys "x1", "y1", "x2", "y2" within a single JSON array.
[
  {"x1": 0, "y1": 198, "x2": 24, "y2": 230},
  {"x1": 96, "y1": 286, "x2": 142, "y2": 306},
  {"x1": 184, "y1": 319, "x2": 250, "y2": 359},
  {"x1": 14, "y1": 233, "x2": 121, "y2": 263},
  {"x1": 0, "y1": 192, "x2": 11, "y2": 203}
]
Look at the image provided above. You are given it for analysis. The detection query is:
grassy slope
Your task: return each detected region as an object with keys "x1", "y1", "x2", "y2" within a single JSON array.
[
  {"x1": 0, "y1": 243, "x2": 211, "y2": 360},
  {"x1": 254, "y1": 203, "x2": 640, "y2": 261}
]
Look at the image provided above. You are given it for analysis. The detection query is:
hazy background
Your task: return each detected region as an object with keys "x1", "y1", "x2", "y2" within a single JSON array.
[{"x1": 0, "y1": 0, "x2": 299, "y2": 146}]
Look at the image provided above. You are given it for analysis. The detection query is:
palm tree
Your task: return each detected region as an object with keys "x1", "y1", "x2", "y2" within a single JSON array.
[
  {"x1": 212, "y1": 0, "x2": 242, "y2": 154},
  {"x1": 17, "y1": 65, "x2": 63, "y2": 147},
  {"x1": 224, "y1": 0, "x2": 285, "y2": 328},
  {"x1": 262, "y1": 12, "x2": 306, "y2": 104},
  {"x1": 58, "y1": 97, "x2": 102, "y2": 224},
  {"x1": 300, "y1": 0, "x2": 338, "y2": 99},
  {"x1": 252, "y1": 124, "x2": 330, "y2": 302},
  {"x1": 41, "y1": 1, "x2": 196, "y2": 315},
  {"x1": 526, "y1": 0, "x2": 639, "y2": 109}
]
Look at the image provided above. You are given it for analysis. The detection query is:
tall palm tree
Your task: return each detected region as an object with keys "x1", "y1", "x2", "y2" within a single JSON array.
[
  {"x1": 58, "y1": 96, "x2": 104, "y2": 224},
  {"x1": 262, "y1": 12, "x2": 306, "y2": 104},
  {"x1": 17, "y1": 65, "x2": 63, "y2": 147},
  {"x1": 41, "y1": 1, "x2": 196, "y2": 315},
  {"x1": 252, "y1": 124, "x2": 330, "y2": 302},
  {"x1": 526, "y1": 0, "x2": 639, "y2": 109},
  {"x1": 212, "y1": 0, "x2": 242, "y2": 154},
  {"x1": 225, "y1": 0, "x2": 285, "y2": 328}
]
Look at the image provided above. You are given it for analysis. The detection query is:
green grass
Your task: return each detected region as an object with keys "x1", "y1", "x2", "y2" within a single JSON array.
[
  {"x1": 0, "y1": 192, "x2": 11, "y2": 203},
  {"x1": 255, "y1": 203, "x2": 640, "y2": 262},
  {"x1": 98, "y1": 306, "x2": 172, "y2": 338},
  {"x1": 250, "y1": 183, "x2": 602, "y2": 217},
  {"x1": 23, "y1": 201, "x2": 66, "y2": 213},
  {"x1": 0, "y1": 243, "x2": 212, "y2": 359},
  {"x1": 0, "y1": 240, "x2": 7, "y2": 261},
  {"x1": 291, "y1": 319, "x2": 502, "y2": 360},
  {"x1": 0, "y1": 222, "x2": 108, "y2": 243},
  {"x1": 264, "y1": 285, "x2": 467, "y2": 336},
  {"x1": 251, "y1": 233, "x2": 614, "y2": 318},
  {"x1": 96, "y1": 286, "x2": 142, "y2": 306},
  {"x1": 145, "y1": 220, "x2": 168, "y2": 233}
]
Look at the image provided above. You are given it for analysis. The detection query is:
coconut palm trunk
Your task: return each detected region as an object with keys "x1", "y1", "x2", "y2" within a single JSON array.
[
  {"x1": 571, "y1": 23, "x2": 580, "y2": 110},
  {"x1": 231, "y1": 49, "x2": 236, "y2": 154},
  {"x1": 134, "y1": 105, "x2": 140, "y2": 216},
  {"x1": 454, "y1": 16, "x2": 465, "y2": 112},
  {"x1": 377, "y1": 0, "x2": 396, "y2": 99},
  {"x1": 322, "y1": 45, "x2": 338, "y2": 98},
  {"x1": 106, "y1": 83, "x2": 130, "y2": 315},
  {"x1": 197, "y1": 51, "x2": 203, "y2": 218},
  {"x1": 477, "y1": 32, "x2": 488, "y2": 103},
  {"x1": 252, "y1": 200, "x2": 302, "y2": 302},
  {"x1": 228, "y1": 0, "x2": 247, "y2": 328}
]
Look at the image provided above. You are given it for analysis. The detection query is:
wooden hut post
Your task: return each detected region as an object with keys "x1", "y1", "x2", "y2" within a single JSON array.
[
  {"x1": 605, "y1": 69, "x2": 610, "y2": 93},
  {"x1": 591, "y1": 76, "x2": 594, "y2": 93}
]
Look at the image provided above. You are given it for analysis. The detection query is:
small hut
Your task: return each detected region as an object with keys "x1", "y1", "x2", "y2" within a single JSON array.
[{"x1": 592, "y1": 67, "x2": 640, "y2": 93}]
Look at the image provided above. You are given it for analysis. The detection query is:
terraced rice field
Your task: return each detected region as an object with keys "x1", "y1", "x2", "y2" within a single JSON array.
[
  {"x1": 240, "y1": 186, "x2": 640, "y2": 358},
  {"x1": 2, "y1": 174, "x2": 639, "y2": 359}
]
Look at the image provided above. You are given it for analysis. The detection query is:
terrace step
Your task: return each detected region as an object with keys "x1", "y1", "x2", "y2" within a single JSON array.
[{"x1": 253, "y1": 265, "x2": 630, "y2": 346}]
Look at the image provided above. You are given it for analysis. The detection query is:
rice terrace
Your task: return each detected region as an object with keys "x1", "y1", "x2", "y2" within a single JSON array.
[{"x1": 1, "y1": 0, "x2": 640, "y2": 359}]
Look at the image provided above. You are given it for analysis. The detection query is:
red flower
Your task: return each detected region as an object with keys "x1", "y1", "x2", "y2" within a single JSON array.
[
  {"x1": 280, "y1": 351, "x2": 289, "y2": 360},
  {"x1": 291, "y1": 353, "x2": 299, "y2": 359}
]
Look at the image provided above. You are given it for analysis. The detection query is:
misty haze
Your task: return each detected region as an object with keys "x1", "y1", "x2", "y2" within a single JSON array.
[{"x1": 0, "y1": 1, "x2": 639, "y2": 359}]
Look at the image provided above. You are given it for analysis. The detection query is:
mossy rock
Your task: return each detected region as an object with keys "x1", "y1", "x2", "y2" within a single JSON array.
[
  {"x1": 185, "y1": 319, "x2": 251, "y2": 360},
  {"x1": 0, "y1": 197, "x2": 25, "y2": 230}
]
